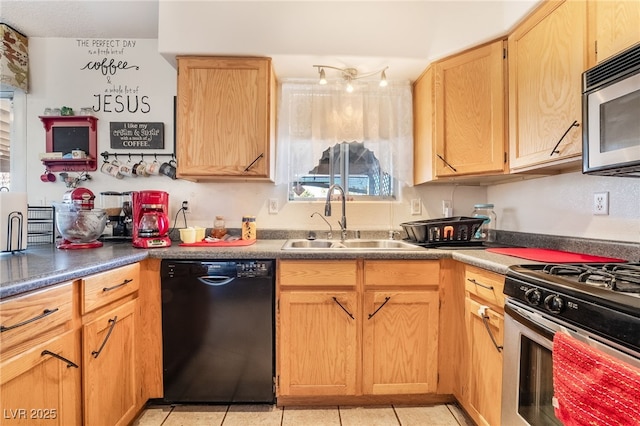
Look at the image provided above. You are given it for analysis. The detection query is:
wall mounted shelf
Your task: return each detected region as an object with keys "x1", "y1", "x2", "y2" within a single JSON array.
[{"x1": 39, "y1": 115, "x2": 98, "y2": 172}]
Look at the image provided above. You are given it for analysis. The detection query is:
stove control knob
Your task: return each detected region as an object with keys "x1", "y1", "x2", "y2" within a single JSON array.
[
  {"x1": 544, "y1": 295, "x2": 564, "y2": 314},
  {"x1": 524, "y1": 288, "x2": 542, "y2": 306}
]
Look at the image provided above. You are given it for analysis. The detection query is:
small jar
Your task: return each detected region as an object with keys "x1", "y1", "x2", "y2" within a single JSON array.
[
  {"x1": 242, "y1": 216, "x2": 256, "y2": 241},
  {"x1": 211, "y1": 216, "x2": 227, "y2": 239},
  {"x1": 472, "y1": 204, "x2": 497, "y2": 242}
]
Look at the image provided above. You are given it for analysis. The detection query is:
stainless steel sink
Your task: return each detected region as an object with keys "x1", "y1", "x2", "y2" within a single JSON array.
[{"x1": 281, "y1": 239, "x2": 422, "y2": 250}]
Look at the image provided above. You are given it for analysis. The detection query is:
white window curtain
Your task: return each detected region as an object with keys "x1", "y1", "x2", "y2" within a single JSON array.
[{"x1": 276, "y1": 80, "x2": 413, "y2": 187}]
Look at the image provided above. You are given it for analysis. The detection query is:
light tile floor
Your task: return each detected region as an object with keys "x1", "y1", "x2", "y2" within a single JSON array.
[{"x1": 132, "y1": 403, "x2": 475, "y2": 426}]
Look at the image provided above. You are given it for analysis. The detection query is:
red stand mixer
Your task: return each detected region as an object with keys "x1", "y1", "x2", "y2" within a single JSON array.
[
  {"x1": 132, "y1": 190, "x2": 171, "y2": 248},
  {"x1": 54, "y1": 188, "x2": 107, "y2": 249}
]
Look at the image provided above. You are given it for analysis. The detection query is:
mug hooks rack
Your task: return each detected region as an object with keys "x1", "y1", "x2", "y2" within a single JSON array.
[{"x1": 100, "y1": 151, "x2": 176, "y2": 162}]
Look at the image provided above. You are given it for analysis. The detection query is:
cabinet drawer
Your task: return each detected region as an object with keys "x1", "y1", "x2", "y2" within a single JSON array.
[
  {"x1": 81, "y1": 263, "x2": 140, "y2": 314},
  {"x1": 0, "y1": 282, "x2": 73, "y2": 352},
  {"x1": 279, "y1": 260, "x2": 357, "y2": 287},
  {"x1": 364, "y1": 260, "x2": 439, "y2": 286},
  {"x1": 465, "y1": 265, "x2": 505, "y2": 307}
]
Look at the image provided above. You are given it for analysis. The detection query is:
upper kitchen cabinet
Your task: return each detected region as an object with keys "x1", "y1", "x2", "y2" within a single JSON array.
[
  {"x1": 508, "y1": 0, "x2": 586, "y2": 173},
  {"x1": 176, "y1": 57, "x2": 276, "y2": 181},
  {"x1": 413, "y1": 66, "x2": 435, "y2": 185},
  {"x1": 433, "y1": 39, "x2": 507, "y2": 179},
  {"x1": 587, "y1": 0, "x2": 640, "y2": 66}
]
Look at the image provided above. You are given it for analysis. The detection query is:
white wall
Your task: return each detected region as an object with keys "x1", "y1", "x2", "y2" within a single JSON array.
[
  {"x1": 21, "y1": 38, "x2": 639, "y2": 242},
  {"x1": 22, "y1": 37, "x2": 469, "y2": 231},
  {"x1": 487, "y1": 172, "x2": 640, "y2": 243}
]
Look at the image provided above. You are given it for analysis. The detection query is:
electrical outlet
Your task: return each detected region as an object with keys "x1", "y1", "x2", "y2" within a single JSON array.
[
  {"x1": 593, "y1": 192, "x2": 609, "y2": 215},
  {"x1": 442, "y1": 200, "x2": 452, "y2": 217},
  {"x1": 268, "y1": 198, "x2": 279, "y2": 214},
  {"x1": 410, "y1": 198, "x2": 421, "y2": 215},
  {"x1": 182, "y1": 200, "x2": 191, "y2": 214}
]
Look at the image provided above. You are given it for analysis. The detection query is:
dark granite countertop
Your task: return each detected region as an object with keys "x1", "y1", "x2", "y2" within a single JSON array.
[{"x1": 2, "y1": 231, "x2": 637, "y2": 299}]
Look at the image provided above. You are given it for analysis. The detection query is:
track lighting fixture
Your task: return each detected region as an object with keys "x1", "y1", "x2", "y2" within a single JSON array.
[{"x1": 313, "y1": 65, "x2": 389, "y2": 91}]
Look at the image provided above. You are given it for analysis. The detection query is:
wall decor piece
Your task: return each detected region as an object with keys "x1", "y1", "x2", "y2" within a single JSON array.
[
  {"x1": 110, "y1": 122, "x2": 164, "y2": 149},
  {"x1": 39, "y1": 115, "x2": 98, "y2": 172},
  {"x1": 0, "y1": 23, "x2": 28, "y2": 92}
]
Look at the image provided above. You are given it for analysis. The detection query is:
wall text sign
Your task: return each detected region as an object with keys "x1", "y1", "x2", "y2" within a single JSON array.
[{"x1": 109, "y1": 122, "x2": 164, "y2": 149}]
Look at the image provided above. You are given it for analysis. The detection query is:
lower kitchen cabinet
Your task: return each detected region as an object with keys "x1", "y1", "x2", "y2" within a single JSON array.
[
  {"x1": 83, "y1": 299, "x2": 137, "y2": 426},
  {"x1": 465, "y1": 297, "x2": 504, "y2": 426},
  {"x1": 277, "y1": 259, "x2": 440, "y2": 402},
  {"x1": 362, "y1": 289, "x2": 439, "y2": 395},
  {"x1": 460, "y1": 265, "x2": 505, "y2": 426},
  {"x1": 279, "y1": 290, "x2": 358, "y2": 396},
  {"x1": 0, "y1": 330, "x2": 81, "y2": 426}
]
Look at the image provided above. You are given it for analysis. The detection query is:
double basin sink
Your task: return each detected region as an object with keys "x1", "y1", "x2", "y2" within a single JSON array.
[{"x1": 281, "y1": 239, "x2": 422, "y2": 251}]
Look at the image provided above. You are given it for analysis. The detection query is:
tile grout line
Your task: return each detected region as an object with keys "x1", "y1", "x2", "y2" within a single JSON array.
[
  {"x1": 391, "y1": 405, "x2": 403, "y2": 425},
  {"x1": 158, "y1": 404, "x2": 175, "y2": 426}
]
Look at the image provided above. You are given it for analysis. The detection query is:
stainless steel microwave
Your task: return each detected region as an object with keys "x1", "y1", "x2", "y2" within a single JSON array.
[{"x1": 582, "y1": 43, "x2": 640, "y2": 177}]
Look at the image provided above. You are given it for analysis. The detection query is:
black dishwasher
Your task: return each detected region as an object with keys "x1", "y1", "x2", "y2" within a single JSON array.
[{"x1": 160, "y1": 259, "x2": 275, "y2": 403}]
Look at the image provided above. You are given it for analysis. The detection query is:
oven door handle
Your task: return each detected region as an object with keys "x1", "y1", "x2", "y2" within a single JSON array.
[{"x1": 505, "y1": 303, "x2": 557, "y2": 342}]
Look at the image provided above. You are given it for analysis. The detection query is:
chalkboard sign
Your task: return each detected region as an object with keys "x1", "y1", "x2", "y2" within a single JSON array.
[
  {"x1": 52, "y1": 126, "x2": 90, "y2": 155},
  {"x1": 110, "y1": 122, "x2": 164, "y2": 149}
]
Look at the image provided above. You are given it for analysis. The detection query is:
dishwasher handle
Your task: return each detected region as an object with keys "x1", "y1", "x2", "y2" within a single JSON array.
[{"x1": 197, "y1": 275, "x2": 235, "y2": 286}]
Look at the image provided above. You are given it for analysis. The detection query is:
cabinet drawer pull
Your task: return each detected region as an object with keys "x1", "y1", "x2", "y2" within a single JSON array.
[
  {"x1": 549, "y1": 120, "x2": 579, "y2": 156},
  {"x1": 467, "y1": 278, "x2": 494, "y2": 290},
  {"x1": 41, "y1": 350, "x2": 79, "y2": 368},
  {"x1": 368, "y1": 296, "x2": 391, "y2": 320},
  {"x1": 481, "y1": 313, "x2": 503, "y2": 353},
  {"x1": 0, "y1": 308, "x2": 59, "y2": 333},
  {"x1": 332, "y1": 297, "x2": 355, "y2": 320},
  {"x1": 436, "y1": 154, "x2": 457, "y2": 172},
  {"x1": 244, "y1": 153, "x2": 264, "y2": 172},
  {"x1": 103, "y1": 278, "x2": 133, "y2": 292},
  {"x1": 91, "y1": 316, "x2": 118, "y2": 359}
]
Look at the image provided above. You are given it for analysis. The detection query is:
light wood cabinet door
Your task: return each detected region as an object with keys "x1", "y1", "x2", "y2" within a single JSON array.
[
  {"x1": 0, "y1": 330, "x2": 81, "y2": 426},
  {"x1": 413, "y1": 66, "x2": 436, "y2": 184},
  {"x1": 508, "y1": 0, "x2": 586, "y2": 172},
  {"x1": 176, "y1": 56, "x2": 274, "y2": 180},
  {"x1": 278, "y1": 290, "x2": 358, "y2": 396},
  {"x1": 465, "y1": 297, "x2": 504, "y2": 426},
  {"x1": 588, "y1": 0, "x2": 640, "y2": 66},
  {"x1": 362, "y1": 290, "x2": 439, "y2": 395},
  {"x1": 0, "y1": 282, "x2": 73, "y2": 358},
  {"x1": 434, "y1": 39, "x2": 507, "y2": 177},
  {"x1": 83, "y1": 299, "x2": 137, "y2": 426}
]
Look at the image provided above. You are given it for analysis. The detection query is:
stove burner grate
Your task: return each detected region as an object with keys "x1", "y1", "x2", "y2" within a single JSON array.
[{"x1": 540, "y1": 263, "x2": 640, "y2": 294}]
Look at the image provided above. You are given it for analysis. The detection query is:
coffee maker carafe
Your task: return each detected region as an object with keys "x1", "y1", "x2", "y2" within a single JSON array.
[{"x1": 132, "y1": 190, "x2": 171, "y2": 248}]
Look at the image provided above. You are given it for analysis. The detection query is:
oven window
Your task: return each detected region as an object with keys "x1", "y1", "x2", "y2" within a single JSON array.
[
  {"x1": 518, "y1": 335, "x2": 561, "y2": 425},
  {"x1": 600, "y1": 88, "x2": 640, "y2": 152}
]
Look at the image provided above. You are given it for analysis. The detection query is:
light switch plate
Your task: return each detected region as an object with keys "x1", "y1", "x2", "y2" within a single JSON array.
[
  {"x1": 410, "y1": 198, "x2": 421, "y2": 215},
  {"x1": 268, "y1": 198, "x2": 279, "y2": 214}
]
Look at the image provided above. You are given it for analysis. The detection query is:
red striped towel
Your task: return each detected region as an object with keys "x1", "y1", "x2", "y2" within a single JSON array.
[{"x1": 552, "y1": 332, "x2": 640, "y2": 425}]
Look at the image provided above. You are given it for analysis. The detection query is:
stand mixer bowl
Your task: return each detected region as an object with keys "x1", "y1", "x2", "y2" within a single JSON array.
[{"x1": 54, "y1": 203, "x2": 107, "y2": 245}]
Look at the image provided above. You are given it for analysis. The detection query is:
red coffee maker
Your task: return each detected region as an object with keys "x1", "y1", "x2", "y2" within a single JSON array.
[{"x1": 132, "y1": 190, "x2": 171, "y2": 248}]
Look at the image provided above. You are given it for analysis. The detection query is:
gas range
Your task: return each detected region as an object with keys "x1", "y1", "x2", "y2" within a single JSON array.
[{"x1": 504, "y1": 263, "x2": 640, "y2": 353}]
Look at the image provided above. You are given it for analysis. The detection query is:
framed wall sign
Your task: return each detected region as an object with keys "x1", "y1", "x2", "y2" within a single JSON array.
[{"x1": 110, "y1": 122, "x2": 164, "y2": 149}]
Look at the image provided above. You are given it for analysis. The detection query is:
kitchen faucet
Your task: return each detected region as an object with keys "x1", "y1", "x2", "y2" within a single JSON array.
[{"x1": 324, "y1": 184, "x2": 347, "y2": 241}]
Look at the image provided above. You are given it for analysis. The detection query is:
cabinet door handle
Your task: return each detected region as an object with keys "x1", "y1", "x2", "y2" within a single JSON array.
[
  {"x1": 436, "y1": 154, "x2": 458, "y2": 172},
  {"x1": 103, "y1": 278, "x2": 133, "y2": 292},
  {"x1": 244, "y1": 153, "x2": 264, "y2": 172},
  {"x1": 0, "y1": 308, "x2": 59, "y2": 333},
  {"x1": 368, "y1": 296, "x2": 391, "y2": 320},
  {"x1": 332, "y1": 297, "x2": 355, "y2": 320},
  {"x1": 549, "y1": 120, "x2": 579, "y2": 156},
  {"x1": 481, "y1": 313, "x2": 503, "y2": 353},
  {"x1": 41, "y1": 350, "x2": 79, "y2": 368},
  {"x1": 91, "y1": 316, "x2": 118, "y2": 359},
  {"x1": 467, "y1": 278, "x2": 494, "y2": 290}
]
